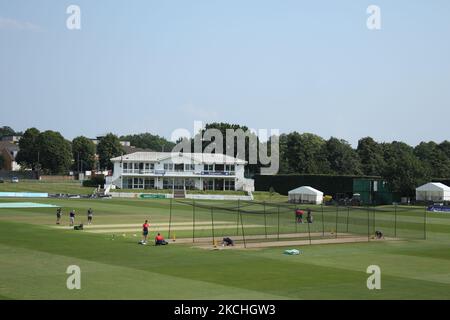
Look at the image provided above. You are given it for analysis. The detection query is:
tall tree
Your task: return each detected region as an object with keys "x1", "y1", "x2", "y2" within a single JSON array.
[
  {"x1": 16, "y1": 128, "x2": 40, "y2": 170},
  {"x1": 357, "y1": 137, "x2": 385, "y2": 176},
  {"x1": 120, "y1": 133, "x2": 175, "y2": 152},
  {"x1": 286, "y1": 132, "x2": 330, "y2": 174},
  {"x1": 190, "y1": 122, "x2": 261, "y2": 176},
  {"x1": 414, "y1": 141, "x2": 450, "y2": 178},
  {"x1": 36, "y1": 131, "x2": 72, "y2": 174},
  {"x1": 438, "y1": 140, "x2": 450, "y2": 160},
  {"x1": 97, "y1": 134, "x2": 124, "y2": 170},
  {"x1": 277, "y1": 133, "x2": 292, "y2": 174},
  {"x1": 0, "y1": 126, "x2": 16, "y2": 138},
  {"x1": 72, "y1": 136, "x2": 96, "y2": 171},
  {"x1": 324, "y1": 137, "x2": 362, "y2": 175},
  {"x1": 381, "y1": 141, "x2": 429, "y2": 196}
]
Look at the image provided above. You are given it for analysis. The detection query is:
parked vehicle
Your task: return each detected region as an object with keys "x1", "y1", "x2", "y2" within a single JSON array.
[{"x1": 11, "y1": 177, "x2": 19, "y2": 183}]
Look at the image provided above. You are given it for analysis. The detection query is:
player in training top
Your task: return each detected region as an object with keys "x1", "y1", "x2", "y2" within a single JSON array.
[
  {"x1": 155, "y1": 233, "x2": 168, "y2": 245},
  {"x1": 141, "y1": 220, "x2": 150, "y2": 244},
  {"x1": 56, "y1": 207, "x2": 62, "y2": 225},
  {"x1": 87, "y1": 208, "x2": 93, "y2": 225},
  {"x1": 295, "y1": 208, "x2": 304, "y2": 223},
  {"x1": 69, "y1": 209, "x2": 76, "y2": 226}
]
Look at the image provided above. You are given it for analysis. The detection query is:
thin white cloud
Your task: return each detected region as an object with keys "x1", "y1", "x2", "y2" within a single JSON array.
[{"x1": 0, "y1": 17, "x2": 42, "y2": 31}]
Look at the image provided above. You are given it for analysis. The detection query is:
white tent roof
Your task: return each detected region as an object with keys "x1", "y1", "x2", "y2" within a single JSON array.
[
  {"x1": 416, "y1": 182, "x2": 450, "y2": 192},
  {"x1": 288, "y1": 186, "x2": 323, "y2": 195}
]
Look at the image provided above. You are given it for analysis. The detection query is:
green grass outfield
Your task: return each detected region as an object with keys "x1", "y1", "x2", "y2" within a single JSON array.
[
  {"x1": 0, "y1": 197, "x2": 450, "y2": 299},
  {"x1": 0, "y1": 180, "x2": 95, "y2": 195}
]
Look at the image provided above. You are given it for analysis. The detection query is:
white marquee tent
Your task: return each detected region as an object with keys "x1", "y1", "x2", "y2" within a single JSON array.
[
  {"x1": 288, "y1": 186, "x2": 323, "y2": 204},
  {"x1": 416, "y1": 182, "x2": 450, "y2": 202}
]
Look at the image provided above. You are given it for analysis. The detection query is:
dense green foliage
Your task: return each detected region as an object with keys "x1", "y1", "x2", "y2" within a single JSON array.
[
  {"x1": 5, "y1": 124, "x2": 450, "y2": 196},
  {"x1": 72, "y1": 136, "x2": 96, "y2": 171},
  {"x1": 17, "y1": 128, "x2": 72, "y2": 174},
  {"x1": 16, "y1": 127, "x2": 41, "y2": 170},
  {"x1": 36, "y1": 131, "x2": 73, "y2": 174},
  {"x1": 0, "y1": 126, "x2": 19, "y2": 138},
  {"x1": 82, "y1": 175, "x2": 105, "y2": 188},
  {"x1": 120, "y1": 133, "x2": 175, "y2": 152},
  {"x1": 97, "y1": 134, "x2": 124, "y2": 170},
  {"x1": 273, "y1": 131, "x2": 450, "y2": 195}
]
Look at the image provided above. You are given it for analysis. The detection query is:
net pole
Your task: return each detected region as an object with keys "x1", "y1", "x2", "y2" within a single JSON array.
[
  {"x1": 394, "y1": 204, "x2": 397, "y2": 238},
  {"x1": 192, "y1": 199, "x2": 195, "y2": 243},
  {"x1": 211, "y1": 207, "x2": 215, "y2": 245},
  {"x1": 346, "y1": 206, "x2": 350, "y2": 233},
  {"x1": 424, "y1": 207, "x2": 427, "y2": 240},
  {"x1": 321, "y1": 204, "x2": 325, "y2": 237},
  {"x1": 335, "y1": 205, "x2": 338, "y2": 239},
  {"x1": 236, "y1": 199, "x2": 240, "y2": 236},
  {"x1": 373, "y1": 207, "x2": 376, "y2": 233},
  {"x1": 307, "y1": 213, "x2": 312, "y2": 245},
  {"x1": 239, "y1": 207, "x2": 246, "y2": 248},
  {"x1": 264, "y1": 201, "x2": 268, "y2": 239},
  {"x1": 367, "y1": 206, "x2": 370, "y2": 242},
  {"x1": 168, "y1": 197, "x2": 173, "y2": 238},
  {"x1": 277, "y1": 205, "x2": 280, "y2": 241}
]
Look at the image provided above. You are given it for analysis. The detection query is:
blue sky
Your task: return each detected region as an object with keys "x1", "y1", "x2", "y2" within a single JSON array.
[{"x1": 1, "y1": 0, "x2": 449, "y2": 146}]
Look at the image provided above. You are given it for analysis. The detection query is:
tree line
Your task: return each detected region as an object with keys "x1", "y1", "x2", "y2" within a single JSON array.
[
  {"x1": 3, "y1": 124, "x2": 450, "y2": 195},
  {"x1": 5, "y1": 128, "x2": 175, "y2": 174},
  {"x1": 277, "y1": 133, "x2": 450, "y2": 196},
  {"x1": 171, "y1": 122, "x2": 450, "y2": 195}
]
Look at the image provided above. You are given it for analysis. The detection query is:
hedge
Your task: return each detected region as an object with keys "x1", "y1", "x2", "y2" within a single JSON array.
[
  {"x1": 82, "y1": 175, "x2": 105, "y2": 188},
  {"x1": 254, "y1": 174, "x2": 382, "y2": 196}
]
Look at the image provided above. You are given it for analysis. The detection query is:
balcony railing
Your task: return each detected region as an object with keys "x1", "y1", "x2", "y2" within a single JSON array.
[
  {"x1": 122, "y1": 169, "x2": 236, "y2": 176},
  {"x1": 122, "y1": 169, "x2": 155, "y2": 174}
]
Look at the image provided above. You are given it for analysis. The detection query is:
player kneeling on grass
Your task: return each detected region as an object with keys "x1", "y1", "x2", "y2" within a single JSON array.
[
  {"x1": 375, "y1": 230, "x2": 384, "y2": 239},
  {"x1": 140, "y1": 220, "x2": 150, "y2": 245},
  {"x1": 155, "y1": 233, "x2": 168, "y2": 245},
  {"x1": 222, "y1": 237, "x2": 234, "y2": 246}
]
